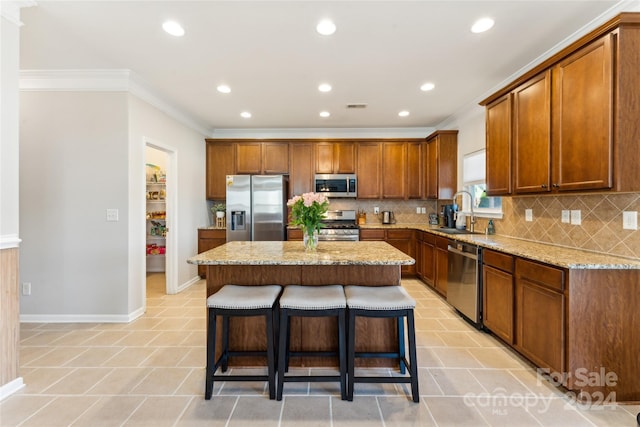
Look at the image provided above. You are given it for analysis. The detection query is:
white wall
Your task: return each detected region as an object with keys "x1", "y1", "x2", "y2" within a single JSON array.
[{"x1": 19, "y1": 92, "x2": 130, "y2": 319}]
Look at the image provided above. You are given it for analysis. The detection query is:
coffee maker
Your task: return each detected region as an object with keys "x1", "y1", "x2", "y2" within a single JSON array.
[{"x1": 442, "y1": 204, "x2": 458, "y2": 228}]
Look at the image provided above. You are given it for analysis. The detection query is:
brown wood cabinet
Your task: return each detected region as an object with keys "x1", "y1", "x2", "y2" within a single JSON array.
[
  {"x1": 358, "y1": 228, "x2": 385, "y2": 241},
  {"x1": 515, "y1": 258, "x2": 565, "y2": 375},
  {"x1": 417, "y1": 231, "x2": 435, "y2": 286},
  {"x1": 287, "y1": 228, "x2": 303, "y2": 241},
  {"x1": 382, "y1": 142, "x2": 406, "y2": 199},
  {"x1": 482, "y1": 249, "x2": 515, "y2": 344},
  {"x1": 407, "y1": 142, "x2": 423, "y2": 199},
  {"x1": 236, "y1": 142, "x2": 289, "y2": 175},
  {"x1": 289, "y1": 142, "x2": 314, "y2": 197},
  {"x1": 197, "y1": 228, "x2": 226, "y2": 277},
  {"x1": 425, "y1": 131, "x2": 457, "y2": 200},
  {"x1": 434, "y1": 236, "x2": 449, "y2": 296},
  {"x1": 485, "y1": 95, "x2": 512, "y2": 196},
  {"x1": 206, "y1": 141, "x2": 235, "y2": 200},
  {"x1": 385, "y1": 229, "x2": 415, "y2": 275},
  {"x1": 315, "y1": 142, "x2": 355, "y2": 174},
  {"x1": 356, "y1": 142, "x2": 382, "y2": 199},
  {"x1": 481, "y1": 14, "x2": 640, "y2": 194}
]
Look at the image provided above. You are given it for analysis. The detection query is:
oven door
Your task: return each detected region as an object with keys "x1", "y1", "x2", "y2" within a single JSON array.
[{"x1": 318, "y1": 230, "x2": 359, "y2": 242}]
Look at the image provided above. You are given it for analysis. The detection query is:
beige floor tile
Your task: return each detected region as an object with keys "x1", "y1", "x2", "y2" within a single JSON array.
[
  {"x1": 438, "y1": 317, "x2": 477, "y2": 332},
  {"x1": 218, "y1": 368, "x2": 271, "y2": 396},
  {"x1": 152, "y1": 317, "x2": 197, "y2": 331},
  {"x1": 129, "y1": 367, "x2": 192, "y2": 395},
  {"x1": 25, "y1": 346, "x2": 89, "y2": 368},
  {"x1": 469, "y1": 369, "x2": 537, "y2": 396},
  {"x1": 226, "y1": 396, "x2": 282, "y2": 427},
  {"x1": 43, "y1": 367, "x2": 112, "y2": 395},
  {"x1": 81, "y1": 330, "x2": 133, "y2": 346},
  {"x1": 417, "y1": 368, "x2": 444, "y2": 397},
  {"x1": 416, "y1": 347, "x2": 444, "y2": 368},
  {"x1": 139, "y1": 346, "x2": 192, "y2": 367},
  {"x1": 64, "y1": 346, "x2": 123, "y2": 367},
  {"x1": 174, "y1": 368, "x2": 205, "y2": 396},
  {"x1": 575, "y1": 403, "x2": 639, "y2": 427},
  {"x1": 436, "y1": 331, "x2": 482, "y2": 348},
  {"x1": 378, "y1": 396, "x2": 436, "y2": 426},
  {"x1": 332, "y1": 396, "x2": 384, "y2": 426},
  {"x1": 414, "y1": 318, "x2": 448, "y2": 332},
  {"x1": 20, "y1": 367, "x2": 76, "y2": 394},
  {"x1": 48, "y1": 329, "x2": 102, "y2": 346},
  {"x1": 87, "y1": 367, "x2": 153, "y2": 395},
  {"x1": 281, "y1": 396, "x2": 331, "y2": 427},
  {"x1": 146, "y1": 331, "x2": 191, "y2": 346},
  {"x1": 102, "y1": 346, "x2": 157, "y2": 367},
  {"x1": 179, "y1": 347, "x2": 206, "y2": 368},
  {"x1": 175, "y1": 396, "x2": 237, "y2": 427},
  {"x1": 430, "y1": 347, "x2": 483, "y2": 369},
  {"x1": 20, "y1": 331, "x2": 71, "y2": 346},
  {"x1": 123, "y1": 396, "x2": 192, "y2": 426},
  {"x1": 527, "y1": 397, "x2": 601, "y2": 426},
  {"x1": 424, "y1": 396, "x2": 489, "y2": 427},
  {"x1": 19, "y1": 346, "x2": 55, "y2": 366},
  {"x1": 467, "y1": 347, "x2": 532, "y2": 369},
  {"x1": 115, "y1": 330, "x2": 163, "y2": 346},
  {"x1": 416, "y1": 330, "x2": 447, "y2": 347},
  {"x1": 122, "y1": 317, "x2": 164, "y2": 331},
  {"x1": 429, "y1": 368, "x2": 487, "y2": 396},
  {"x1": 180, "y1": 330, "x2": 206, "y2": 347},
  {"x1": 0, "y1": 395, "x2": 56, "y2": 426},
  {"x1": 473, "y1": 396, "x2": 542, "y2": 426},
  {"x1": 20, "y1": 396, "x2": 102, "y2": 427},
  {"x1": 278, "y1": 368, "x2": 311, "y2": 396},
  {"x1": 70, "y1": 395, "x2": 145, "y2": 427}
]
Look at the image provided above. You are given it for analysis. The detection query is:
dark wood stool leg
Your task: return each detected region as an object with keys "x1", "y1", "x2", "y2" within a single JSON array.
[
  {"x1": 407, "y1": 309, "x2": 419, "y2": 402},
  {"x1": 205, "y1": 308, "x2": 217, "y2": 400},
  {"x1": 347, "y1": 309, "x2": 356, "y2": 401},
  {"x1": 266, "y1": 308, "x2": 276, "y2": 400},
  {"x1": 338, "y1": 308, "x2": 347, "y2": 400},
  {"x1": 221, "y1": 315, "x2": 230, "y2": 372},
  {"x1": 397, "y1": 316, "x2": 406, "y2": 374},
  {"x1": 276, "y1": 308, "x2": 289, "y2": 401}
]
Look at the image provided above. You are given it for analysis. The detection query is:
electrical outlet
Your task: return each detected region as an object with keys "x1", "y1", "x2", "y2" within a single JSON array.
[
  {"x1": 22, "y1": 282, "x2": 31, "y2": 296},
  {"x1": 570, "y1": 210, "x2": 581, "y2": 225},
  {"x1": 106, "y1": 209, "x2": 119, "y2": 222},
  {"x1": 623, "y1": 211, "x2": 638, "y2": 230},
  {"x1": 561, "y1": 210, "x2": 570, "y2": 224},
  {"x1": 416, "y1": 207, "x2": 421, "y2": 214},
  {"x1": 525, "y1": 209, "x2": 533, "y2": 222},
  {"x1": 373, "y1": 207, "x2": 379, "y2": 215},
  {"x1": 421, "y1": 207, "x2": 426, "y2": 214}
]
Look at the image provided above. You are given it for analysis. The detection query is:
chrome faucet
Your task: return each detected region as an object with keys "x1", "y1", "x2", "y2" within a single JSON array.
[{"x1": 453, "y1": 190, "x2": 476, "y2": 233}]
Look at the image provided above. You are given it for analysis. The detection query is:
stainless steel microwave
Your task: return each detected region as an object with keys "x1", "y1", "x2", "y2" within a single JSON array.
[{"x1": 314, "y1": 174, "x2": 357, "y2": 198}]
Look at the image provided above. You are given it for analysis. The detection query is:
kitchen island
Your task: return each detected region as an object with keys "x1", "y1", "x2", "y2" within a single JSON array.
[{"x1": 188, "y1": 241, "x2": 415, "y2": 367}]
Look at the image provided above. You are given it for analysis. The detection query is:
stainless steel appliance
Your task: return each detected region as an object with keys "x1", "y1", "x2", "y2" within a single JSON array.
[
  {"x1": 447, "y1": 240, "x2": 483, "y2": 328},
  {"x1": 382, "y1": 211, "x2": 395, "y2": 224},
  {"x1": 314, "y1": 174, "x2": 357, "y2": 198},
  {"x1": 226, "y1": 175, "x2": 288, "y2": 242},
  {"x1": 442, "y1": 204, "x2": 458, "y2": 228},
  {"x1": 318, "y1": 210, "x2": 359, "y2": 241}
]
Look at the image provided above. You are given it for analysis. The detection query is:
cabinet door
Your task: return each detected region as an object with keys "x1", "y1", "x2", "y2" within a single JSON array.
[
  {"x1": 334, "y1": 142, "x2": 356, "y2": 173},
  {"x1": 425, "y1": 139, "x2": 438, "y2": 199},
  {"x1": 435, "y1": 247, "x2": 448, "y2": 296},
  {"x1": 236, "y1": 142, "x2": 262, "y2": 174},
  {"x1": 263, "y1": 143, "x2": 289, "y2": 174},
  {"x1": 356, "y1": 142, "x2": 382, "y2": 199},
  {"x1": 485, "y1": 94, "x2": 512, "y2": 196},
  {"x1": 421, "y1": 239, "x2": 435, "y2": 286},
  {"x1": 407, "y1": 142, "x2": 422, "y2": 199},
  {"x1": 382, "y1": 142, "x2": 406, "y2": 199},
  {"x1": 386, "y1": 229, "x2": 415, "y2": 276},
  {"x1": 206, "y1": 141, "x2": 235, "y2": 200},
  {"x1": 315, "y1": 143, "x2": 334, "y2": 173},
  {"x1": 197, "y1": 229, "x2": 226, "y2": 277},
  {"x1": 425, "y1": 131, "x2": 457, "y2": 200},
  {"x1": 289, "y1": 143, "x2": 314, "y2": 197},
  {"x1": 513, "y1": 71, "x2": 552, "y2": 194},
  {"x1": 552, "y1": 34, "x2": 613, "y2": 191},
  {"x1": 483, "y1": 265, "x2": 514, "y2": 344},
  {"x1": 359, "y1": 228, "x2": 385, "y2": 240}
]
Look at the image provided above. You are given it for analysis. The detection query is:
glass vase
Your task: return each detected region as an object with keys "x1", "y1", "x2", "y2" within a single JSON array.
[{"x1": 302, "y1": 227, "x2": 319, "y2": 251}]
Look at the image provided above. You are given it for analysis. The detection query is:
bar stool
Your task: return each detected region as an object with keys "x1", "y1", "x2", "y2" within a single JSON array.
[
  {"x1": 344, "y1": 285, "x2": 419, "y2": 402},
  {"x1": 205, "y1": 284, "x2": 282, "y2": 400},
  {"x1": 277, "y1": 285, "x2": 347, "y2": 401}
]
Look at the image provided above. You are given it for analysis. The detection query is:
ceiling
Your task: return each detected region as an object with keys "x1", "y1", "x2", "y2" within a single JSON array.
[{"x1": 19, "y1": 1, "x2": 634, "y2": 133}]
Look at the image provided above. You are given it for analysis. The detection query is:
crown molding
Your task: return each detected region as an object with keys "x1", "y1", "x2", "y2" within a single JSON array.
[
  {"x1": 0, "y1": 0, "x2": 36, "y2": 26},
  {"x1": 210, "y1": 127, "x2": 434, "y2": 139},
  {"x1": 19, "y1": 69, "x2": 212, "y2": 136}
]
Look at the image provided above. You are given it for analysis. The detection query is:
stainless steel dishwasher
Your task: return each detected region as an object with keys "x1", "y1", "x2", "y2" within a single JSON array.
[{"x1": 447, "y1": 240, "x2": 483, "y2": 328}]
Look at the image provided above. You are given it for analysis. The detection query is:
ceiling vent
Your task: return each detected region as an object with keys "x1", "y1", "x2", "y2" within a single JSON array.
[{"x1": 346, "y1": 103, "x2": 368, "y2": 109}]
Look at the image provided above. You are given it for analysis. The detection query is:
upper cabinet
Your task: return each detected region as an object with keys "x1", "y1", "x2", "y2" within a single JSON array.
[
  {"x1": 424, "y1": 130, "x2": 457, "y2": 200},
  {"x1": 481, "y1": 13, "x2": 640, "y2": 195},
  {"x1": 206, "y1": 141, "x2": 235, "y2": 200},
  {"x1": 406, "y1": 141, "x2": 423, "y2": 199},
  {"x1": 289, "y1": 142, "x2": 314, "y2": 197},
  {"x1": 356, "y1": 142, "x2": 382, "y2": 199},
  {"x1": 382, "y1": 141, "x2": 406, "y2": 199},
  {"x1": 236, "y1": 142, "x2": 289, "y2": 175},
  {"x1": 315, "y1": 142, "x2": 355, "y2": 174}
]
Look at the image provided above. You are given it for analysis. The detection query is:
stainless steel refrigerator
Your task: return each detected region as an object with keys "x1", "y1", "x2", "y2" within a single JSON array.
[{"x1": 226, "y1": 175, "x2": 288, "y2": 242}]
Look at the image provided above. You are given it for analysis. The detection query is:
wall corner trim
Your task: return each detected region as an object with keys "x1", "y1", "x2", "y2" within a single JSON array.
[
  {"x1": 0, "y1": 377, "x2": 24, "y2": 402},
  {"x1": 0, "y1": 234, "x2": 21, "y2": 250}
]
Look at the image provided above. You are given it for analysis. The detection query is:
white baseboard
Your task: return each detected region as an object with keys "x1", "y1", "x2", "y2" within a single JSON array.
[
  {"x1": 178, "y1": 276, "x2": 202, "y2": 293},
  {"x1": 20, "y1": 313, "x2": 134, "y2": 323},
  {"x1": 0, "y1": 377, "x2": 24, "y2": 402}
]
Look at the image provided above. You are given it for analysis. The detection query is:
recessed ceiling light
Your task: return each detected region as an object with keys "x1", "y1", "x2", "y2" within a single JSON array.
[
  {"x1": 240, "y1": 111, "x2": 252, "y2": 118},
  {"x1": 471, "y1": 17, "x2": 494, "y2": 33},
  {"x1": 398, "y1": 111, "x2": 410, "y2": 117},
  {"x1": 316, "y1": 19, "x2": 336, "y2": 35},
  {"x1": 217, "y1": 85, "x2": 231, "y2": 94},
  {"x1": 320, "y1": 111, "x2": 330, "y2": 118},
  {"x1": 318, "y1": 83, "x2": 332, "y2": 93},
  {"x1": 420, "y1": 82, "x2": 435, "y2": 91},
  {"x1": 162, "y1": 21, "x2": 185, "y2": 37}
]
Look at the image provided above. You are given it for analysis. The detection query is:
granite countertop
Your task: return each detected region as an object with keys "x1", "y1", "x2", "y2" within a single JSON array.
[
  {"x1": 360, "y1": 223, "x2": 640, "y2": 270},
  {"x1": 199, "y1": 226, "x2": 226, "y2": 230},
  {"x1": 187, "y1": 240, "x2": 415, "y2": 266}
]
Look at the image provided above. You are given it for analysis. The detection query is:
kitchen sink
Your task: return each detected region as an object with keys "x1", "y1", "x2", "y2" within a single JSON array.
[{"x1": 437, "y1": 227, "x2": 483, "y2": 235}]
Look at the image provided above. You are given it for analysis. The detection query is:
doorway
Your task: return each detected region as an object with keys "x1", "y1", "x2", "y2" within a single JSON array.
[{"x1": 145, "y1": 141, "x2": 178, "y2": 296}]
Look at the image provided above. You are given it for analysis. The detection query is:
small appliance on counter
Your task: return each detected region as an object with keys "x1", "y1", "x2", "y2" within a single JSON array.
[
  {"x1": 442, "y1": 204, "x2": 458, "y2": 228},
  {"x1": 428, "y1": 213, "x2": 439, "y2": 225},
  {"x1": 382, "y1": 211, "x2": 395, "y2": 224}
]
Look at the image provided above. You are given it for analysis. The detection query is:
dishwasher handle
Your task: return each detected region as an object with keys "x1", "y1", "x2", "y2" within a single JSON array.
[{"x1": 447, "y1": 245, "x2": 478, "y2": 261}]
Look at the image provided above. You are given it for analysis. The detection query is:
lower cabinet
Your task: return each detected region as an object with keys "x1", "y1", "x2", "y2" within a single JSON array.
[
  {"x1": 417, "y1": 232, "x2": 435, "y2": 286},
  {"x1": 197, "y1": 228, "x2": 226, "y2": 278},
  {"x1": 287, "y1": 228, "x2": 303, "y2": 241},
  {"x1": 482, "y1": 249, "x2": 514, "y2": 344},
  {"x1": 434, "y1": 236, "x2": 449, "y2": 297},
  {"x1": 385, "y1": 229, "x2": 415, "y2": 276},
  {"x1": 515, "y1": 258, "x2": 565, "y2": 375}
]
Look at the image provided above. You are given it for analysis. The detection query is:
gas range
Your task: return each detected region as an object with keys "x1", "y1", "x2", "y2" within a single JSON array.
[{"x1": 319, "y1": 210, "x2": 359, "y2": 241}]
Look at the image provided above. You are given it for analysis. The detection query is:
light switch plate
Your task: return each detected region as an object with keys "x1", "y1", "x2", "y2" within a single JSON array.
[
  {"x1": 106, "y1": 209, "x2": 119, "y2": 222},
  {"x1": 561, "y1": 210, "x2": 570, "y2": 224},
  {"x1": 623, "y1": 211, "x2": 638, "y2": 230},
  {"x1": 525, "y1": 209, "x2": 533, "y2": 222},
  {"x1": 570, "y1": 210, "x2": 581, "y2": 225}
]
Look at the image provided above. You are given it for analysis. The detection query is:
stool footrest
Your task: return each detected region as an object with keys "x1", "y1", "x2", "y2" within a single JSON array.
[
  {"x1": 213, "y1": 375, "x2": 270, "y2": 382},
  {"x1": 281, "y1": 375, "x2": 342, "y2": 383},
  {"x1": 288, "y1": 351, "x2": 339, "y2": 358},
  {"x1": 353, "y1": 376, "x2": 413, "y2": 384},
  {"x1": 355, "y1": 352, "x2": 404, "y2": 359}
]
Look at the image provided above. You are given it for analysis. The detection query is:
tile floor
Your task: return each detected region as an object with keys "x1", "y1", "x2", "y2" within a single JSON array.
[{"x1": 2, "y1": 275, "x2": 639, "y2": 426}]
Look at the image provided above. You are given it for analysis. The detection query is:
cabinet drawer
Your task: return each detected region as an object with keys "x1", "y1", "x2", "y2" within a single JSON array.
[
  {"x1": 484, "y1": 249, "x2": 514, "y2": 273},
  {"x1": 516, "y1": 258, "x2": 564, "y2": 292},
  {"x1": 198, "y1": 229, "x2": 226, "y2": 239},
  {"x1": 422, "y1": 232, "x2": 436, "y2": 245},
  {"x1": 359, "y1": 229, "x2": 385, "y2": 240},
  {"x1": 386, "y1": 229, "x2": 413, "y2": 239},
  {"x1": 435, "y1": 236, "x2": 449, "y2": 250}
]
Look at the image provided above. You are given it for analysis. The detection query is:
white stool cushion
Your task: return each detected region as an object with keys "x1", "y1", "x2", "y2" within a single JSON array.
[
  {"x1": 279, "y1": 285, "x2": 346, "y2": 310},
  {"x1": 344, "y1": 285, "x2": 416, "y2": 310},
  {"x1": 207, "y1": 284, "x2": 282, "y2": 310}
]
